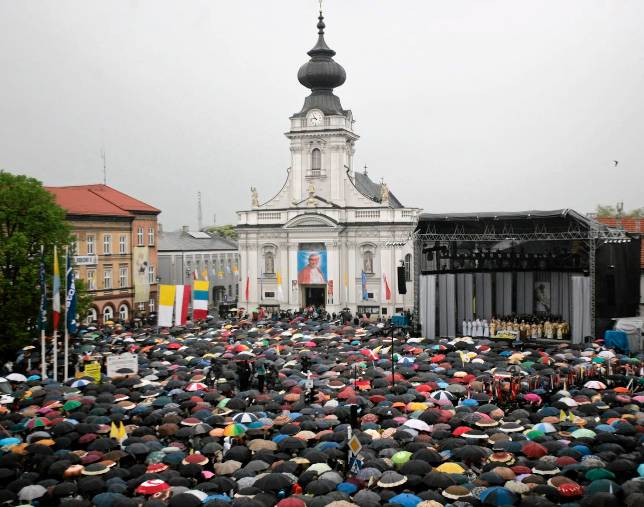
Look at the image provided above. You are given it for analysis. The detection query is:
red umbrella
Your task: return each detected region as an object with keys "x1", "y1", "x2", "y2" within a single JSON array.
[
  {"x1": 558, "y1": 482, "x2": 583, "y2": 497},
  {"x1": 522, "y1": 442, "x2": 548, "y2": 459},
  {"x1": 136, "y1": 480, "x2": 170, "y2": 495}
]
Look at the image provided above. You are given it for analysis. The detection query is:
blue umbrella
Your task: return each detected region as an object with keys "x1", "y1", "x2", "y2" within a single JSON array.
[
  {"x1": 389, "y1": 493, "x2": 422, "y2": 507},
  {"x1": 479, "y1": 487, "x2": 517, "y2": 506},
  {"x1": 336, "y1": 482, "x2": 358, "y2": 495},
  {"x1": 0, "y1": 437, "x2": 21, "y2": 447}
]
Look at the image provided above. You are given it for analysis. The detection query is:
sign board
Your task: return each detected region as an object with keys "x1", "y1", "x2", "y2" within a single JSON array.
[
  {"x1": 74, "y1": 255, "x2": 98, "y2": 266},
  {"x1": 106, "y1": 353, "x2": 139, "y2": 378},
  {"x1": 348, "y1": 435, "x2": 362, "y2": 455},
  {"x1": 304, "y1": 379, "x2": 314, "y2": 390},
  {"x1": 348, "y1": 454, "x2": 363, "y2": 473},
  {"x1": 84, "y1": 362, "x2": 102, "y2": 383}
]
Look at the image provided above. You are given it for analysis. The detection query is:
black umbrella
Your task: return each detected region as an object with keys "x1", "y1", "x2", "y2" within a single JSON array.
[
  {"x1": 253, "y1": 473, "x2": 293, "y2": 493},
  {"x1": 423, "y1": 472, "x2": 457, "y2": 489},
  {"x1": 304, "y1": 479, "x2": 336, "y2": 496}
]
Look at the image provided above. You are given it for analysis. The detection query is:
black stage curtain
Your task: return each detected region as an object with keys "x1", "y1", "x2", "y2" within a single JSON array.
[{"x1": 596, "y1": 234, "x2": 641, "y2": 318}]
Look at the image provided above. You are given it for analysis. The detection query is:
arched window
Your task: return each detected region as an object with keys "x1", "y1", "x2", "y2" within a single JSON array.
[
  {"x1": 264, "y1": 252, "x2": 274, "y2": 274},
  {"x1": 311, "y1": 148, "x2": 321, "y2": 174},
  {"x1": 404, "y1": 253, "x2": 412, "y2": 282},
  {"x1": 85, "y1": 307, "x2": 98, "y2": 325},
  {"x1": 103, "y1": 305, "x2": 114, "y2": 323},
  {"x1": 363, "y1": 251, "x2": 374, "y2": 274},
  {"x1": 119, "y1": 304, "x2": 129, "y2": 322}
]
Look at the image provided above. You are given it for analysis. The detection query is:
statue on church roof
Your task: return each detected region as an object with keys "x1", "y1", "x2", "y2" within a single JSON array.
[
  {"x1": 380, "y1": 181, "x2": 390, "y2": 205},
  {"x1": 307, "y1": 182, "x2": 317, "y2": 207},
  {"x1": 251, "y1": 187, "x2": 259, "y2": 208}
]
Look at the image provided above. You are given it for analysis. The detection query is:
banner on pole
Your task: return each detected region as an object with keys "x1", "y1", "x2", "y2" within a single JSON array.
[{"x1": 83, "y1": 362, "x2": 101, "y2": 383}]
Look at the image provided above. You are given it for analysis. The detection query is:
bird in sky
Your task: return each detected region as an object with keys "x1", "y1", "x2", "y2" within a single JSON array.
[{"x1": 613, "y1": 160, "x2": 619, "y2": 167}]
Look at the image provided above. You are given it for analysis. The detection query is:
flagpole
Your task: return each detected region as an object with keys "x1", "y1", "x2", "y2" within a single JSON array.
[
  {"x1": 64, "y1": 246, "x2": 69, "y2": 381},
  {"x1": 40, "y1": 246, "x2": 47, "y2": 379}
]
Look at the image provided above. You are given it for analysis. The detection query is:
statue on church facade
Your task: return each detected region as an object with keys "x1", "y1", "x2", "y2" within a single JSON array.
[
  {"x1": 251, "y1": 187, "x2": 259, "y2": 208},
  {"x1": 307, "y1": 182, "x2": 316, "y2": 207}
]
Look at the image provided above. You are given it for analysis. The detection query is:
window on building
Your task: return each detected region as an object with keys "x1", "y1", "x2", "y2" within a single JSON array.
[
  {"x1": 404, "y1": 253, "x2": 412, "y2": 282},
  {"x1": 381, "y1": 307, "x2": 388, "y2": 315},
  {"x1": 71, "y1": 235, "x2": 78, "y2": 255},
  {"x1": 86, "y1": 307, "x2": 97, "y2": 324},
  {"x1": 103, "y1": 268, "x2": 112, "y2": 289},
  {"x1": 119, "y1": 304, "x2": 129, "y2": 321},
  {"x1": 137, "y1": 226, "x2": 144, "y2": 246},
  {"x1": 87, "y1": 269, "x2": 96, "y2": 290},
  {"x1": 264, "y1": 291, "x2": 275, "y2": 298},
  {"x1": 363, "y1": 251, "x2": 374, "y2": 274},
  {"x1": 103, "y1": 305, "x2": 114, "y2": 322},
  {"x1": 149, "y1": 298, "x2": 155, "y2": 312},
  {"x1": 103, "y1": 234, "x2": 112, "y2": 255},
  {"x1": 148, "y1": 264, "x2": 155, "y2": 284},
  {"x1": 119, "y1": 235, "x2": 127, "y2": 254},
  {"x1": 264, "y1": 252, "x2": 275, "y2": 274},
  {"x1": 87, "y1": 235, "x2": 95, "y2": 255},
  {"x1": 311, "y1": 148, "x2": 321, "y2": 174},
  {"x1": 228, "y1": 285, "x2": 233, "y2": 296},
  {"x1": 119, "y1": 266, "x2": 128, "y2": 287},
  {"x1": 148, "y1": 227, "x2": 155, "y2": 246}
]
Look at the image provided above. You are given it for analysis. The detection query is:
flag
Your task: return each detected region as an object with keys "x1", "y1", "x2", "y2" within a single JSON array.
[
  {"x1": 174, "y1": 285, "x2": 191, "y2": 326},
  {"x1": 383, "y1": 272, "x2": 391, "y2": 301},
  {"x1": 201, "y1": 269, "x2": 208, "y2": 281},
  {"x1": 38, "y1": 246, "x2": 47, "y2": 331},
  {"x1": 361, "y1": 271, "x2": 368, "y2": 301},
  {"x1": 193, "y1": 280, "x2": 209, "y2": 320},
  {"x1": 65, "y1": 252, "x2": 77, "y2": 333},
  {"x1": 568, "y1": 411, "x2": 574, "y2": 423},
  {"x1": 276, "y1": 272, "x2": 284, "y2": 300},
  {"x1": 52, "y1": 246, "x2": 61, "y2": 330},
  {"x1": 193, "y1": 270, "x2": 198, "y2": 280},
  {"x1": 343, "y1": 271, "x2": 348, "y2": 300},
  {"x1": 118, "y1": 421, "x2": 127, "y2": 442},
  {"x1": 110, "y1": 422, "x2": 119, "y2": 439},
  {"x1": 232, "y1": 265, "x2": 238, "y2": 274},
  {"x1": 158, "y1": 284, "x2": 176, "y2": 327},
  {"x1": 559, "y1": 409, "x2": 566, "y2": 423},
  {"x1": 245, "y1": 275, "x2": 250, "y2": 302},
  {"x1": 218, "y1": 271, "x2": 224, "y2": 279}
]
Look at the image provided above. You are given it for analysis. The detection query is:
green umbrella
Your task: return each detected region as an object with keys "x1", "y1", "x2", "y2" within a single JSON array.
[
  {"x1": 586, "y1": 479, "x2": 621, "y2": 495},
  {"x1": 391, "y1": 451, "x2": 412, "y2": 467},
  {"x1": 63, "y1": 400, "x2": 82, "y2": 411},
  {"x1": 525, "y1": 430, "x2": 545, "y2": 440},
  {"x1": 585, "y1": 468, "x2": 616, "y2": 481},
  {"x1": 571, "y1": 428, "x2": 596, "y2": 439}
]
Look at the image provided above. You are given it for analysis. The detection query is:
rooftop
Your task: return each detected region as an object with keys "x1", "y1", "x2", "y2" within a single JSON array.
[
  {"x1": 158, "y1": 230, "x2": 238, "y2": 252},
  {"x1": 46, "y1": 184, "x2": 160, "y2": 217}
]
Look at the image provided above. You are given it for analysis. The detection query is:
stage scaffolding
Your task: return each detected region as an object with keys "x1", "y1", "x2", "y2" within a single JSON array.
[{"x1": 412, "y1": 210, "x2": 632, "y2": 339}]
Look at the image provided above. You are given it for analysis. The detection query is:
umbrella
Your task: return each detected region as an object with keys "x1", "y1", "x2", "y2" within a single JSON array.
[
  {"x1": 389, "y1": 493, "x2": 422, "y2": 507},
  {"x1": 254, "y1": 473, "x2": 294, "y2": 493},
  {"x1": 479, "y1": 486, "x2": 518, "y2": 506},
  {"x1": 224, "y1": 423, "x2": 247, "y2": 437},
  {"x1": 136, "y1": 480, "x2": 170, "y2": 495},
  {"x1": 18, "y1": 485, "x2": 47, "y2": 501}
]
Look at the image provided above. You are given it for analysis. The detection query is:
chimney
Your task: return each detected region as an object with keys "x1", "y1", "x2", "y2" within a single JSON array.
[{"x1": 181, "y1": 225, "x2": 189, "y2": 234}]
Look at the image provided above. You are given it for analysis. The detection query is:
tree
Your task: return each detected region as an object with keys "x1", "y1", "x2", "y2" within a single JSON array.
[
  {"x1": 74, "y1": 278, "x2": 94, "y2": 324},
  {"x1": 596, "y1": 204, "x2": 644, "y2": 218},
  {"x1": 207, "y1": 224, "x2": 238, "y2": 240},
  {"x1": 0, "y1": 171, "x2": 70, "y2": 357}
]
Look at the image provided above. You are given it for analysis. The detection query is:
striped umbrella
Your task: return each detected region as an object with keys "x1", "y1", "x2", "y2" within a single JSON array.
[
  {"x1": 232, "y1": 413, "x2": 259, "y2": 424},
  {"x1": 223, "y1": 423, "x2": 247, "y2": 437},
  {"x1": 429, "y1": 390, "x2": 456, "y2": 404},
  {"x1": 25, "y1": 417, "x2": 50, "y2": 429}
]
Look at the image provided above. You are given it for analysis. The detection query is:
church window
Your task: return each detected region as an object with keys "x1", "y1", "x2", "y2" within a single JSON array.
[
  {"x1": 363, "y1": 251, "x2": 374, "y2": 274},
  {"x1": 311, "y1": 148, "x2": 321, "y2": 175},
  {"x1": 404, "y1": 253, "x2": 412, "y2": 282},
  {"x1": 264, "y1": 252, "x2": 275, "y2": 274}
]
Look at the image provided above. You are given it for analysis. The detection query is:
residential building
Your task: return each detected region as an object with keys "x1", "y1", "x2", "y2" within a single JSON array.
[
  {"x1": 46, "y1": 184, "x2": 160, "y2": 324},
  {"x1": 157, "y1": 227, "x2": 240, "y2": 309}
]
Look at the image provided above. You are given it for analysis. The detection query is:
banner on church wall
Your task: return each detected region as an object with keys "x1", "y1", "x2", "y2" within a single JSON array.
[
  {"x1": 133, "y1": 246, "x2": 150, "y2": 304},
  {"x1": 297, "y1": 243, "x2": 327, "y2": 284}
]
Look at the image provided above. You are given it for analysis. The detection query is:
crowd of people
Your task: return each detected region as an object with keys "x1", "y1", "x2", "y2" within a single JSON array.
[{"x1": 0, "y1": 310, "x2": 641, "y2": 507}]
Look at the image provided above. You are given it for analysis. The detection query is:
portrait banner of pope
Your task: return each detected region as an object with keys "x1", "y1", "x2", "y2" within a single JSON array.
[{"x1": 297, "y1": 249, "x2": 327, "y2": 284}]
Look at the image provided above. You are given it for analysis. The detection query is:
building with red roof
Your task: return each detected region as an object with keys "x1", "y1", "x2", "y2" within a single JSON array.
[{"x1": 46, "y1": 184, "x2": 161, "y2": 324}]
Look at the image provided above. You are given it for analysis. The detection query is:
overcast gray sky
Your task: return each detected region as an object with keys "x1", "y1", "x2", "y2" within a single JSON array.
[{"x1": 1, "y1": 1, "x2": 643, "y2": 229}]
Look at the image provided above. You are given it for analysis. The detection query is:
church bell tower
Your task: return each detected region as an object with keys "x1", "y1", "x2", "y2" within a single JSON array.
[{"x1": 286, "y1": 10, "x2": 359, "y2": 207}]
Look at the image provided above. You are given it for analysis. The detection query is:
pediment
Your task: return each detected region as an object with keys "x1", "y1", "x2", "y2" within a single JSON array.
[{"x1": 283, "y1": 213, "x2": 338, "y2": 229}]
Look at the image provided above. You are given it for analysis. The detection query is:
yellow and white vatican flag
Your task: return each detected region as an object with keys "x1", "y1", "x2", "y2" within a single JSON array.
[{"x1": 276, "y1": 272, "x2": 284, "y2": 301}]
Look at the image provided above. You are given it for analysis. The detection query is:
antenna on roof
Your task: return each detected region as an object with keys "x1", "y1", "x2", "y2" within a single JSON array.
[
  {"x1": 198, "y1": 192, "x2": 203, "y2": 231},
  {"x1": 100, "y1": 148, "x2": 107, "y2": 185}
]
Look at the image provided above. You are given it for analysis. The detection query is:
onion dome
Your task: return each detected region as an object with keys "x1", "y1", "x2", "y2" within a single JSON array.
[{"x1": 295, "y1": 11, "x2": 346, "y2": 116}]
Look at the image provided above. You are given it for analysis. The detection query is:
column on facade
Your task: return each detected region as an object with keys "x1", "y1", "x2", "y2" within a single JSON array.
[
  {"x1": 288, "y1": 242, "x2": 299, "y2": 307},
  {"x1": 327, "y1": 241, "x2": 339, "y2": 308},
  {"x1": 348, "y1": 238, "x2": 357, "y2": 305},
  {"x1": 278, "y1": 242, "x2": 288, "y2": 305}
]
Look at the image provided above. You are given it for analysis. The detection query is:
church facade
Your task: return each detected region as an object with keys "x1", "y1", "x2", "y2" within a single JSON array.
[{"x1": 236, "y1": 11, "x2": 420, "y2": 315}]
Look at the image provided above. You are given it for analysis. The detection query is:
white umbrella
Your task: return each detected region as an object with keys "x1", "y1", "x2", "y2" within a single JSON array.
[
  {"x1": 402, "y1": 419, "x2": 432, "y2": 432},
  {"x1": 19, "y1": 485, "x2": 47, "y2": 501},
  {"x1": 6, "y1": 373, "x2": 27, "y2": 382}
]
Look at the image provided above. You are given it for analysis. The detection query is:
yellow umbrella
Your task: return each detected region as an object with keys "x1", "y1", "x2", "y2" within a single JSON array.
[
  {"x1": 436, "y1": 462, "x2": 465, "y2": 474},
  {"x1": 406, "y1": 402, "x2": 429, "y2": 412}
]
